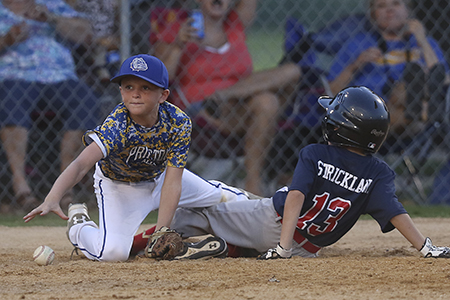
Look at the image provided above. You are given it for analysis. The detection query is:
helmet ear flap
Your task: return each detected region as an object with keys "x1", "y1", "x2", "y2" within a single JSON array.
[
  {"x1": 321, "y1": 117, "x2": 336, "y2": 143},
  {"x1": 319, "y1": 86, "x2": 390, "y2": 153}
]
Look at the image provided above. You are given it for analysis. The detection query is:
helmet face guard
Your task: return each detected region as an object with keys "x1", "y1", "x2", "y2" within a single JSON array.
[{"x1": 318, "y1": 86, "x2": 390, "y2": 153}]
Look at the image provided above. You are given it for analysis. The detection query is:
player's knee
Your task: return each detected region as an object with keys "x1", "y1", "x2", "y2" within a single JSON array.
[
  {"x1": 99, "y1": 245, "x2": 130, "y2": 262},
  {"x1": 171, "y1": 207, "x2": 209, "y2": 237}
]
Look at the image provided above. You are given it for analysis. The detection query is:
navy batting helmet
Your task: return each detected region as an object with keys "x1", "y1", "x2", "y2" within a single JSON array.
[{"x1": 318, "y1": 86, "x2": 390, "y2": 153}]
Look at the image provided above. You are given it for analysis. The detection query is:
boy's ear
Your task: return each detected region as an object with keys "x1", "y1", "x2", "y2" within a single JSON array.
[{"x1": 160, "y1": 89, "x2": 170, "y2": 103}]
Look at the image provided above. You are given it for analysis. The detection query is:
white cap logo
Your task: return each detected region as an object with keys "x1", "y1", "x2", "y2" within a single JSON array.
[{"x1": 130, "y1": 57, "x2": 148, "y2": 72}]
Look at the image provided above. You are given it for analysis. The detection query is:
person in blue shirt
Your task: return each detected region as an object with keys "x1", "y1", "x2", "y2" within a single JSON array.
[{"x1": 327, "y1": 0, "x2": 449, "y2": 137}]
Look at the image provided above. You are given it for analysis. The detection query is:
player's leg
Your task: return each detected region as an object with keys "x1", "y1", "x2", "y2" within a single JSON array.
[
  {"x1": 153, "y1": 168, "x2": 251, "y2": 208},
  {"x1": 131, "y1": 176, "x2": 257, "y2": 255},
  {"x1": 67, "y1": 165, "x2": 157, "y2": 261},
  {"x1": 131, "y1": 170, "x2": 254, "y2": 255},
  {"x1": 171, "y1": 197, "x2": 281, "y2": 253},
  {"x1": 171, "y1": 198, "x2": 320, "y2": 258}
]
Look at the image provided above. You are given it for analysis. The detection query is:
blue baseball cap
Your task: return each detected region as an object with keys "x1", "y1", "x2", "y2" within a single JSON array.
[{"x1": 110, "y1": 54, "x2": 169, "y2": 89}]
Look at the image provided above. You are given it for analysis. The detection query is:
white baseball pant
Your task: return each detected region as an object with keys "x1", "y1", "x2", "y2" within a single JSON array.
[{"x1": 67, "y1": 165, "x2": 249, "y2": 261}]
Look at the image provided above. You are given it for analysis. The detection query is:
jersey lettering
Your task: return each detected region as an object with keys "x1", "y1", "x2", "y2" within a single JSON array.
[
  {"x1": 317, "y1": 160, "x2": 373, "y2": 193},
  {"x1": 126, "y1": 146, "x2": 168, "y2": 165},
  {"x1": 298, "y1": 193, "x2": 351, "y2": 237}
]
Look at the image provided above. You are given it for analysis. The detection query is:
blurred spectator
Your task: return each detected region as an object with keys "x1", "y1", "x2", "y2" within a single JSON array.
[
  {"x1": 414, "y1": 0, "x2": 450, "y2": 68},
  {"x1": 264, "y1": 17, "x2": 330, "y2": 188},
  {"x1": 151, "y1": 0, "x2": 301, "y2": 195},
  {"x1": 66, "y1": 0, "x2": 120, "y2": 84},
  {"x1": 0, "y1": 0, "x2": 100, "y2": 210},
  {"x1": 326, "y1": 0, "x2": 449, "y2": 150},
  {"x1": 130, "y1": 0, "x2": 153, "y2": 55}
]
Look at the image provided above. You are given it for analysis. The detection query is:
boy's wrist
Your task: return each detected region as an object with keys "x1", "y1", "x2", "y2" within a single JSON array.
[{"x1": 277, "y1": 243, "x2": 292, "y2": 258}]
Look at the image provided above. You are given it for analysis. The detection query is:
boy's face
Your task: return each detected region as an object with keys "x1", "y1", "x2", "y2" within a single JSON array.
[{"x1": 119, "y1": 76, "x2": 169, "y2": 126}]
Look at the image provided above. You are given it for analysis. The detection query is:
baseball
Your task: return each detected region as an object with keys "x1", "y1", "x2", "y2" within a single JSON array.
[{"x1": 33, "y1": 245, "x2": 55, "y2": 266}]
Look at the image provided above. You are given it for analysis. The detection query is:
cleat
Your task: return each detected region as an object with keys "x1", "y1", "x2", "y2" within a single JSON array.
[
  {"x1": 66, "y1": 203, "x2": 90, "y2": 240},
  {"x1": 174, "y1": 236, "x2": 228, "y2": 260}
]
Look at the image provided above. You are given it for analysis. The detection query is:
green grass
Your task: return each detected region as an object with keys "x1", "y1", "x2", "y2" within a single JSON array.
[
  {"x1": 403, "y1": 205, "x2": 450, "y2": 218},
  {"x1": 356, "y1": 205, "x2": 450, "y2": 220},
  {"x1": 1, "y1": 205, "x2": 449, "y2": 227},
  {"x1": 0, "y1": 210, "x2": 159, "y2": 227},
  {"x1": 247, "y1": 28, "x2": 284, "y2": 71}
]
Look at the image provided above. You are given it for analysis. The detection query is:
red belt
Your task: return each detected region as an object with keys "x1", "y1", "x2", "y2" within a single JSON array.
[
  {"x1": 292, "y1": 230, "x2": 321, "y2": 254},
  {"x1": 278, "y1": 214, "x2": 321, "y2": 254}
]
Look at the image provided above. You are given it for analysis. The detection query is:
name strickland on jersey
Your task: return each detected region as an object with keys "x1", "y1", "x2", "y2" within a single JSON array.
[{"x1": 317, "y1": 160, "x2": 373, "y2": 194}]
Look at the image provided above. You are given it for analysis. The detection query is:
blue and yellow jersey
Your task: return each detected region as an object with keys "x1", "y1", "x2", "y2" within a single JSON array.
[{"x1": 83, "y1": 102, "x2": 191, "y2": 182}]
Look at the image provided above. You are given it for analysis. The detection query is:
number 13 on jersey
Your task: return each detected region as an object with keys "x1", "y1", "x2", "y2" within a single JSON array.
[{"x1": 297, "y1": 193, "x2": 351, "y2": 236}]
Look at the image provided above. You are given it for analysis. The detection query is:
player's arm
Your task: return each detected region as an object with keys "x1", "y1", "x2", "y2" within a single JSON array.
[
  {"x1": 155, "y1": 166, "x2": 184, "y2": 230},
  {"x1": 23, "y1": 142, "x2": 103, "y2": 222},
  {"x1": 391, "y1": 213, "x2": 450, "y2": 258},
  {"x1": 390, "y1": 213, "x2": 425, "y2": 250},
  {"x1": 279, "y1": 190, "x2": 305, "y2": 250},
  {"x1": 259, "y1": 190, "x2": 305, "y2": 259}
]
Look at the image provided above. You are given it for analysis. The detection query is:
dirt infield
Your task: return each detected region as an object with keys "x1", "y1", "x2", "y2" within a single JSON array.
[{"x1": 2, "y1": 218, "x2": 450, "y2": 300}]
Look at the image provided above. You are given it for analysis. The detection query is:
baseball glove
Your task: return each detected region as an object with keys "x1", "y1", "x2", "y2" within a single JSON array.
[{"x1": 144, "y1": 226, "x2": 184, "y2": 260}]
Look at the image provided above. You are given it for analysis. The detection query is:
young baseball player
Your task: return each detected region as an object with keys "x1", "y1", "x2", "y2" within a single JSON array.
[
  {"x1": 23, "y1": 54, "x2": 249, "y2": 262},
  {"x1": 133, "y1": 86, "x2": 450, "y2": 259}
]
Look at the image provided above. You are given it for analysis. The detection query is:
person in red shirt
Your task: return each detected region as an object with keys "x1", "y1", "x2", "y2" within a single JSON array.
[{"x1": 150, "y1": 0, "x2": 301, "y2": 195}]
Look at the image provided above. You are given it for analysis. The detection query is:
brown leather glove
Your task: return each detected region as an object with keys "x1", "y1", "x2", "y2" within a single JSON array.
[{"x1": 144, "y1": 226, "x2": 184, "y2": 260}]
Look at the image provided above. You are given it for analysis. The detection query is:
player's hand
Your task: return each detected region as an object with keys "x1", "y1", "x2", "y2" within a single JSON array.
[
  {"x1": 23, "y1": 198, "x2": 68, "y2": 223},
  {"x1": 257, "y1": 243, "x2": 292, "y2": 260},
  {"x1": 420, "y1": 237, "x2": 450, "y2": 258}
]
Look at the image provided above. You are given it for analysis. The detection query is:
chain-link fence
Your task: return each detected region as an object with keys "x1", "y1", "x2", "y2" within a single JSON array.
[{"x1": 1, "y1": 0, "x2": 449, "y2": 213}]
